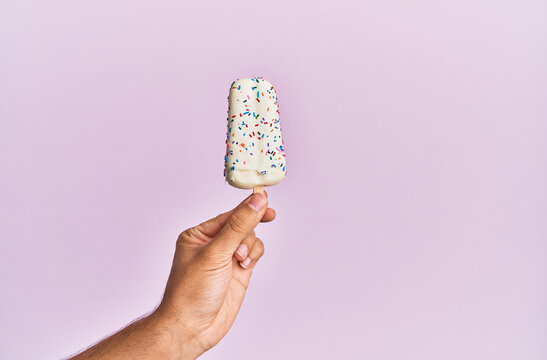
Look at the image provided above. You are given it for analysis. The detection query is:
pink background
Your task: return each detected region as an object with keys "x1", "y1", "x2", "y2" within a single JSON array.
[{"x1": 1, "y1": 1, "x2": 546, "y2": 359}]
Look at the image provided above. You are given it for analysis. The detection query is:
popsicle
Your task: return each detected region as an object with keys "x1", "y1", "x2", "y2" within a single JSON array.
[{"x1": 224, "y1": 77, "x2": 286, "y2": 193}]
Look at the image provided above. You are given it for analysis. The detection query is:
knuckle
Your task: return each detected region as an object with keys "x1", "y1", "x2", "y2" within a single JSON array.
[
  {"x1": 210, "y1": 213, "x2": 225, "y2": 229},
  {"x1": 177, "y1": 230, "x2": 188, "y2": 244},
  {"x1": 255, "y1": 238, "x2": 265, "y2": 253},
  {"x1": 244, "y1": 232, "x2": 256, "y2": 246},
  {"x1": 177, "y1": 228, "x2": 196, "y2": 245},
  {"x1": 227, "y1": 212, "x2": 249, "y2": 235}
]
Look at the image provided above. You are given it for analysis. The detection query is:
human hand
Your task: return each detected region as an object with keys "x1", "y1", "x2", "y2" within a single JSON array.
[
  {"x1": 150, "y1": 192, "x2": 275, "y2": 359},
  {"x1": 67, "y1": 193, "x2": 274, "y2": 360}
]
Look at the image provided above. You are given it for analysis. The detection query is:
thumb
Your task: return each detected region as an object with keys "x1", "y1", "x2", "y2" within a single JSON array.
[{"x1": 208, "y1": 193, "x2": 268, "y2": 256}]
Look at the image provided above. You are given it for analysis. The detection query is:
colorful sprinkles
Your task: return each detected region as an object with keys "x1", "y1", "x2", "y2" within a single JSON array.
[{"x1": 224, "y1": 78, "x2": 286, "y2": 178}]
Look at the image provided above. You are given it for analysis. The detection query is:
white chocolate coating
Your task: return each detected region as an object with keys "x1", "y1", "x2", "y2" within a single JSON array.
[{"x1": 224, "y1": 78, "x2": 286, "y2": 189}]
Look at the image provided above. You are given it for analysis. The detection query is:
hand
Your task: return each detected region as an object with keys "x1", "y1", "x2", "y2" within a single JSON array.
[
  {"x1": 151, "y1": 192, "x2": 275, "y2": 359},
  {"x1": 68, "y1": 192, "x2": 275, "y2": 360}
]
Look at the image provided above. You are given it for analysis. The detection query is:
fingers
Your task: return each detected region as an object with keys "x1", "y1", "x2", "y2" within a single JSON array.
[
  {"x1": 261, "y1": 208, "x2": 276, "y2": 223},
  {"x1": 233, "y1": 231, "x2": 256, "y2": 262},
  {"x1": 191, "y1": 205, "x2": 275, "y2": 240},
  {"x1": 192, "y1": 210, "x2": 235, "y2": 238},
  {"x1": 259, "y1": 190, "x2": 275, "y2": 222},
  {"x1": 192, "y1": 190, "x2": 276, "y2": 237},
  {"x1": 191, "y1": 193, "x2": 254, "y2": 238},
  {"x1": 239, "y1": 238, "x2": 265, "y2": 269},
  {"x1": 208, "y1": 193, "x2": 268, "y2": 255}
]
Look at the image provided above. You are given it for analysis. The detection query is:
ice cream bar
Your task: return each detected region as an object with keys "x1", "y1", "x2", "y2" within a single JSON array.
[{"x1": 224, "y1": 78, "x2": 286, "y2": 191}]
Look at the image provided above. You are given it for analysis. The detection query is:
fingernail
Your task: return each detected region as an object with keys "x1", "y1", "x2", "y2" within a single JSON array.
[
  {"x1": 248, "y1": 194, "x2": 266, "y2": 212},
  {"x1": 235, "y1": 244, "x2": 248, "y2": 258},
  {"x1": 240, "y1": 257, "x2": 252, "y2": 268}
]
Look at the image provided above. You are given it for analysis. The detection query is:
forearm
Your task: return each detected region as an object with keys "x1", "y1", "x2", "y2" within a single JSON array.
[{"x1": 68, "y1": 312, "x2": 193, "y2": 360}]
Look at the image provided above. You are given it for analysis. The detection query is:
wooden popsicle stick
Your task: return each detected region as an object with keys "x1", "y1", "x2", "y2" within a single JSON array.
[{"x1": 253, "y1": 185, "x2": 264, "y2": 194}]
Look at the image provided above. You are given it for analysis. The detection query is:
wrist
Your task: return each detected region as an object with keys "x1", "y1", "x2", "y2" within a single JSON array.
[{"x1": 147, "y1": 306, "x2": 203, "y2": 360}]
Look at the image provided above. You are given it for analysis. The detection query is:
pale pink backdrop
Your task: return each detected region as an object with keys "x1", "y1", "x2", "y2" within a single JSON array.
[{"x1": 1, "y1": 1, "x2": 546, "y2": 359}]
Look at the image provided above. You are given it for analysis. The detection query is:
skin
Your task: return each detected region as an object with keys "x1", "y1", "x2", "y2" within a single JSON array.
[{"x1": 69, "y1": 192, "x2": 275, "y2": 360}]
